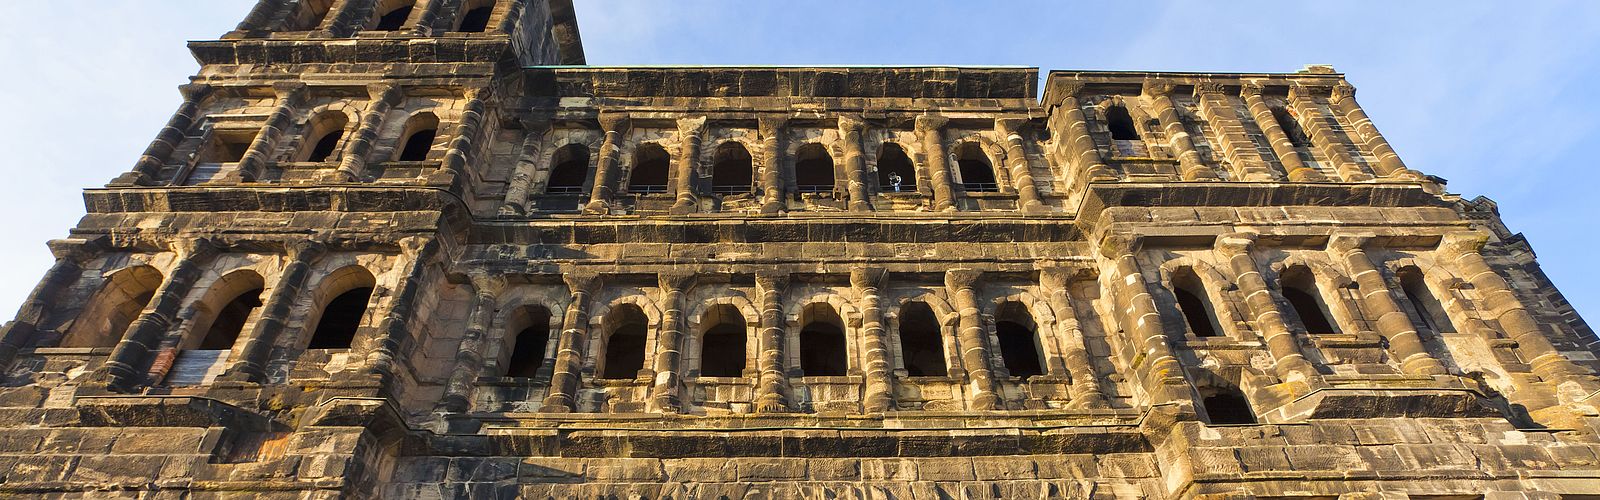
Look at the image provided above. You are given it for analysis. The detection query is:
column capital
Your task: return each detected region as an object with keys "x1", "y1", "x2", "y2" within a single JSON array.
[
  {"x1": 914, "y1": 114, "x2": 949, "y2": 133},
  {"x1": 1193, "y1": 82, "x2": 1227, "y2": 97},
  {"x1": 1215, "y1": 232, "x2": 1260, "y2": 255},
  {"x1": 47, "y1": 238, "x2": 103, "y2": 264},
  {"x1": 995, "y1": 115, "x2": 1028, "y2": 136},
  {"x1": 849, "y1": 267, "x2": 887, "y2": 290},
  {"x1": 658, "y1": 271, "x2": 697, "y2": 292},
  {"x1": 1141, "y1": 78, "x2": 1177, "y2": 98},
  {"x1": 1239, "y1": 82, "x2": 1267, "y2": 97},
  {"x1": 758, "y1": 115, "x2": 789, "y2": 136},
  {"x1": 1438, "y1": 231, "x2": 1491, "y2": 257},
  {"x1": 676, "y1": 116, "x2": 707, "y2": 134},
  {"x1": 1054, "y1": 81, "x2": 1087, "y2": 98},
  {"x1": 284, "y1": 239, "x2": 329, "y2": 262},
  {"x1": 836, "y1": 114, "x2": 866, "y2": 133},
  {"x1": 755, "y1": 272, "x2": 789, "y2": 293},
  {"x1": 173, "y1": 238, "x2": 222, "y2": 261},
  {"x1": 1326, "y1": 234, "x2": 1374, "y2": 255},
  {"x1": 1098, "y1": 233, "x2": 1143, "y2": 259},
  {"x1": 271, "y1": 81, "x2": 307, "y2": 99},
  {"x1": 468, "y1": 270, "x2": 508, "y2": 299},
  {"x1": 943, "y1": 269, "x2": 983, "y2": 291},
  {"x1": 177, "y1": 83, "x2": 215, "y2": 101},
  {"x1": 366, "y1": 82, "x2": 401, "y2": 102},
  {"x1": 1330, "y1": 82, "x2": 1357, "y2": 104},
  {"x1": 1039, "y1": 266, "x2": 1095, "y2": 291},
  {"x1": 563, "y1": 272, "x2": 600, "y2": 295},
  {"x1": 598, "y1": 112, "x2": 630, "y2": 133},
  {"x1": 1288, "y1": 83, "x2": 1332, "y2": 101}
]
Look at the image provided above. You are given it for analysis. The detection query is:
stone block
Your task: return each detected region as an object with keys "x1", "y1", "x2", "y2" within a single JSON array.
[{"x1": 737, "y1": 457, "x2": 808, "y2": 481}]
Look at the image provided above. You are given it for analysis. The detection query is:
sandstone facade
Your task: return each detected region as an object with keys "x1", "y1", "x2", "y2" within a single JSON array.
[{"x1": 0, "y1": 1, "x2": 1597, "y2": 498}]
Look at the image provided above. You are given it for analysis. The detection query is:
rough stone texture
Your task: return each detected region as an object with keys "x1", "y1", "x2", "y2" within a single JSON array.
[{"x1": 0, "y1": 1, "x2": 1597, "y2": 498}]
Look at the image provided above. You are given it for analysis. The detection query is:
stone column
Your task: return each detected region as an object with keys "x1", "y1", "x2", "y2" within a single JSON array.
[
  {"x1": 113, "y1": 84, "x2": 214, "y2": 186},
  {"x1": 838, "y1": 115, "x2": 873, "y2": 212},
  {"x1": 1038, "y1": 267, "x2": 1109, "y2": 409},
  {"x1": 437, "y1": 89, "x2": 488, "y2": 184},
  {"x1": 1053, "y1": 84, "x2": 1115, "y2": 186},
  {"x1": 438, "y1": 271, "x2": 506, "y2": 413},
  {"x1": 996, "y1": 116, "x2": 1046, "y2": 213},
  {"x1": 757, "y1": 116, "x2": 789, "y2": 215},
  {"x1": 583, "y1": 113, "x2": 630, "y2": 215},
  {"x1": 408, "y1": 0, "x2": 448, "y2": 35},
  {"x1": 915, "y1": 115, "x2": 957, "y2": 212},
  {"x1": 1100, "y1": 235, "x2": 1193, "y2": 407},
  {"x1": 541, "y1": 272, "x2": 598, "y2": 413},
  {"x1": 220, "y1": 239, "x2": 328, "y2": 382},
  {"x1": 316, "y1": 0, "x2": 365, "y2": 36},
  {"x1": 754, "y1": 273, "x2": 791, "y2": 412},
  {"x1": 1216, "y1": 233, "x2": 1324, "y2": 387},
  {"x1": 670, "y1": 117, "x2": 707, "y2": 214},
  {"x1": 0, "y1": 240, "x2": 97, "y2": 372},
  {"x1": 1439, "y1": 233, "x2": 1600, "y2": 401},
  {"x1": 1329, "y1": 83, "x2": 1420, "y2": 180},
  {"x1": 498, "y1": 121, "x2": 550, "y2": 216},
  {"x1": 103, "y1": 239, "x2": 221, "y2": 391},
  {"x1": 1327, "y1": 235, "x2": 1447, "y2": 376},
  {"x1": 357, "y1": 237, "x2": 439, "y2": 379},
  {"x1": 1288, "y1": 84, "x2": 1372, "y2": 182},
  {"x1": 1143, "y1": 80, "x2": 1219, "y2": 181},
  {"x1": 1241, "y1": 83, "x2": 1324, "y2": 182},
  {"x1": 851, "y1": 268, "x2": 894, "y2": 413},
  {"x1": 647, "y1": 273, "x2": 694, "y2": 413},
  {"x1": 945, "y1": 269, "x2": 1000, "y2": 410},
  {"x1": 231, "y1": 0, "x2": 286, "y2": 35},
  {"x1": 229, "y1": 82, "x2": 306, "y2": 183},
  {"x1": 1194, "y1": 83, "x2": 1275, "y2": 182},
  {"x1": 332, "y1": 84, "x2": 402, "y2": 182}
]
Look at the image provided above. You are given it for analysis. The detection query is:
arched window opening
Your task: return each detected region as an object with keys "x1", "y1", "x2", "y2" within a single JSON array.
[
  {"x1": 601, "y1": 305, "x2": 648, "y2": 380},
  {"x1": 1400, "y1": 268, "x2": 1457, "y2": 334},
  {"x1": 374, "y1": 1, "x2": 414, "y2": 31},
  {"x1": 301, "y1": 113, "x2": 349, "y2": 163},
  {"x1": 1107, "y1": 104, "x2": 1140, "y2": 141},
  {"x1": 876, "y1": 143, "x2": 916, "y2": 193},
  {"x1": 995, "y1": 302, "x2": 1044, "y2": 380},
  {"x1": 710, "y1": 142, "x2": 753, "y2": 195},
  {"x1": 1173, "y1": 270, "x2": 1223, "y2": 338},
  {"x1": 899, "y1": 302, "x2": 946, "y2": 377},
  {"x1": 504, "y1": 306, "x2": 551, "y2": 378},
  {"x1": 308, "y1": 287, "x2": 372, "y2": 349},
  {"x1": 1280, "y1": 267, "x2": 1339, "y2": 334},
  {"x1": 61, "y1": 266, "x2": 163, "y2": 349},
  {"x1": 628, "y1": 143, "x2": 670, "y2": 194},
  {"x1": 799, "y1": 303, "x2": 847, "y2": 377},
  {"x1": 1272, "y1": 106, "x2": 1310, "y2": 147},
  {"x1": 699, "y1": 304, "x2": 747, "y2": 378},
  {"x1": 546, "y1": 144, "x2": 590, "y2": 194},
  {"x1": 956, "y1": 143, "x2": 997, "y2": 192},
  {"x1": 794, "y1": 143, "x2": 834, "y2": 194},
  {"x1": 197, "y1": 288, "x2": 264, "y2": 351},
  {"x1": 457, "y1": 2, "x2": 494, "y2": 32},
  {"x1": 396, "y1": 113, "x2": 439, "y2": 162},
  {"x1": 1201, "y1": 387, "x2": 1257, "y2": 424}
]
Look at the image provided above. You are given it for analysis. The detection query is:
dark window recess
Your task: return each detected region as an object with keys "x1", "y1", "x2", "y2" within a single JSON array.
[
  {"x1": 995, "y1": 302, "x2": 1043, "y2": 380},
  {"x1": 794, "y1": 144, "x2": 834, "y2": 193},
  {"x1": 1174, "y1": 286, "x2": 1221, "y2": 338},
  {"x1": 458, "y1": 6, "x2": 493, "y2": 32},
  {"x1": 397, "y1": 128, "x2": 436, "y2": 161},
  {"x1": 601, "y1": 308, "x2": 648, "y2": 379},
  {"x1": 505, "y1": 308, "x2": 550, "y2": 378},
  {"x1": 375, "y1": 5, "x2": 413, "y2": 31},
  {"x1": 1284, "y1": 286, "x2": 1338, "y2": 334},
  {"x1": 1272, "y1": 106, "x2": 1310, "y2": 147},
  {"x1": 199, "y1": 289, "x2": 264, "y2": 350},
  {"x1": 1107, "y1": 105, "x2": 1140, "y2": 140},
  {"x1": 1401, "y1": 270, "x2": 1457, "y2": 334},
  {"x1": 546, "y1": 144, "x2": 590, "y2": 194},
  {"x1": 898, "y1": 302, "x2": 946, "y2": 377},
  {"x1": 876, "y1": 143, "x2": 916, "y2": 193},
  {"x1": 711, "y1": 142, "x2": 753, "y2": 194},
  {"x1": 629, "y1": 144, "x2": 671, "y2": 193},
  {"x1": 800, "y1": 305, "x2": 847, "y2": 376},
  {"x1": 306, "y1": 131, "x2": 343, "y2": 163},
  {"x1": 956, "y1": 143, "x2": 997, "y2": 192},
  {"x1": 1202, "y1": 389, "x2": 1257, "y2": 424},
  {"x1": 700, "y1": 322, "x2": 746, "y2": 377},
  {"x1": 308, "y1": 287, "x2": 372, "y2": 349}
]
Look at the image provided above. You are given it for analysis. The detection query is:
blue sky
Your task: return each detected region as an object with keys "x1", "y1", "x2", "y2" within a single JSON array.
[{"x1": 0, "y1": 1, "x2": 1597, "y2": 322}]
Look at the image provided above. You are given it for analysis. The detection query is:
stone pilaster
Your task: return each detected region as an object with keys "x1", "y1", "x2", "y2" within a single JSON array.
[
  {"x1": 838, "y1": 115, "x2": 873, "y2": 212},
  {"x1": 852, "y1": 267, "x2": 894, "y2": 413},
  {"x1": 583, "y1": 113, "x2": 630, "y2": 215},
  {"x1": 1288, "y1": 84, "x2": 1372, "y2": 182},
  {"x1": 1038, "y1": 267, "x2": 1109, "y2": 409},
  {"x1": 915, "y1": 115, "x2": 957, "y2": 212},
  {"x1": 408, "y1": 0, "x2": 448, "y2": 35},
  {"x1": 1143, "y1": 80, "x2": 1219, "y2": 181},
  {"x1": 945, "y1": 269, "x2": 1000, "y2": 410},
  {"x1": 1100, "y1": 235, "x2": 1193, "y2": 408},
  {"x1": 437, "y1": 271, "x2": 506, "y2": 413},
  {"x1": 1194, "y1": 83, "x2": 1275, "y2": 181},
  {"x1": 0, "y1": 240, "x2": 97, "y2": 373},
  {"x1": 757, "y1": 116, "x2": 789, "y2": 215},
  {"x1": 647, "y1": 273, "x2": 695, "y2": 413},
  {"x1": 498, "y1": 121, "x2": 550, "y2": 216},
  {"x1": 541, "y1": 272, "x2": 598, "y2": 412},
  {"x1": 220, "y1": 239, "x2": 328, "y2": 383},
  {"x1": 437, "y1": 88, "x2": 488, "y2": 185},
  {"x1": 670, "y1": 116, "x2": 707, "y2": 214},
  {"x1": 229, "y1": 82, "x2": 306, "y2": 183},
  {"x1": 754, "y1": 273, "x2": 791, "y2": 412},
  {"x1": 333, "y1": 84, "x2": 402, "y2": 182},
  {"x1": 113, "y1": 84, "x2": 214, "y2": 186},
  {"x1": 316, "y1": 0, "x2": 366, "y2": 36},
  {"x1": 357, "y1": 237, "x2": 439, "y2": 380},
  {"x1": 231, "y1": 0, "x2": 287, "y2": 35},
  {"x1": 1216, "y1": 233, "x2": 1324, "y2": 388},
  {"x1": 1330, "y1": 83, "x2": 1421, "y2": 180},
  {"x1": 1327, "y1": 235, "x2": 1447, "y2": 376},
  {"x1": 1241, "y1": 83, "x2": 1324, "y2": 182},
  {"x1": 103, "y1": 239, "x2": 221, "y2": 391},
  {"x1": 996, "y1": 116, "x2": 1046, "y2": 212}
]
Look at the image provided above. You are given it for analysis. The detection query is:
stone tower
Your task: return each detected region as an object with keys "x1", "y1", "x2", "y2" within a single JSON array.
[{"x1": 0, "y1": 1, "x2": 1597, "y2": 497}]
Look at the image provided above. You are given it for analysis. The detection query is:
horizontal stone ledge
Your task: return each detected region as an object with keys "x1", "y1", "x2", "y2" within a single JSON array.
[
  {"x1": 189, "y1": 39, "x2": 512, "y2": 66},
  {"x1": 527, "y1": 66, "x2": 1039, "y2": 99},
  {"x1": 72, "y1": 396, "x2": 270, "y2": 430},
  {"x1": 83, "y1": 186, "x2": 460, "y2": 214}
]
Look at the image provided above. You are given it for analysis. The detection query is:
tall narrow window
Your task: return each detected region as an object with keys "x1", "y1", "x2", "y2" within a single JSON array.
[
  {"x1": 601, "y1": 305, "x2": 648, "y2": 380},
  {"x1": 995, "y1": 302, "x2": 1044, "y2": 380},
  {"x1": 1173, "y1": 269, "x2": 1223, "y2": 338},
  {"x1": 198, "y1": 287, "x2": 264, "y2": 351},
  {"x1": 60, "y1": 266, "x2": 163, "y2": 348},
  {"x1": 396, "y1": 113, "x2": 439, "y2": 162},
  {"x1": 794, "y1": 143, "x2": 834, "y2": 194},
  {"x1": 898, "y1": 302, "x2": 946, "y2": 377},
  {"x1": 1107, "y1": 104, "x2": 1140, "y2": 140},
  {"x1": 309, "y1": 287, "x2": 372, "y2": 349},
  {"x1": 799, "y1": 303, "x2": 847, "y2": 376},
  {"x1": 710, "y1": 142, "x2": 753, "y2": 195},
  {"x1": 1280, "y1": 266, "x2": 1339, "y2": 334},
  {"x1": 1202, "y1": 387, "x2": 1256, "y2": 424},
  {"x1": 699, "y1": 304, "x2": 747, "y2": 378},
  {"x1": 876, "y1": 143, "x2": 916, "y2": 193},
  {"x1": 302, "y1": 113, "x2": 349, "y2": 163},
  {"x1": 956, "y1": 142, "x2": 997, "y2": 192},
  {"x1": 546, "y1": 144, "x2": 590, "y2": 195},
  {"x1": 1400, "y1": 268, "x2": 1456, "y2": 334},
  {"x1": 457, "y1": 2, "x2": 494, "y2": 32},
  {"x1": 628, "y1": 143, "x2": 670, "y2": 194},
  {"x1": 504, "y1": 306, "x2": 551, "y2": 378},
  {"x1": 1272, "y1": 106, "x2": 1310, "y2": 147},
  {"x1": 374, "y1": 1, "x2": 414, "y2": 31}
]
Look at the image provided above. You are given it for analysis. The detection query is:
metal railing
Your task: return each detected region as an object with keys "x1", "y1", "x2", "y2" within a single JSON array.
[
  {"x1": 711, "y1": 185, "x2": 751, "y2": 195},
  {"x1": 962, "y1": 182, "x2": 999, "y2": 193},
  {"x1": 795, "y1": 185, "x2": 834, "y2": 194},
  {"x1": 545, "y1": 186, "x2": 585, "y2": 195},
  {"x1": 629, "y1": 184, "x2": 668, "y2": 194}
]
